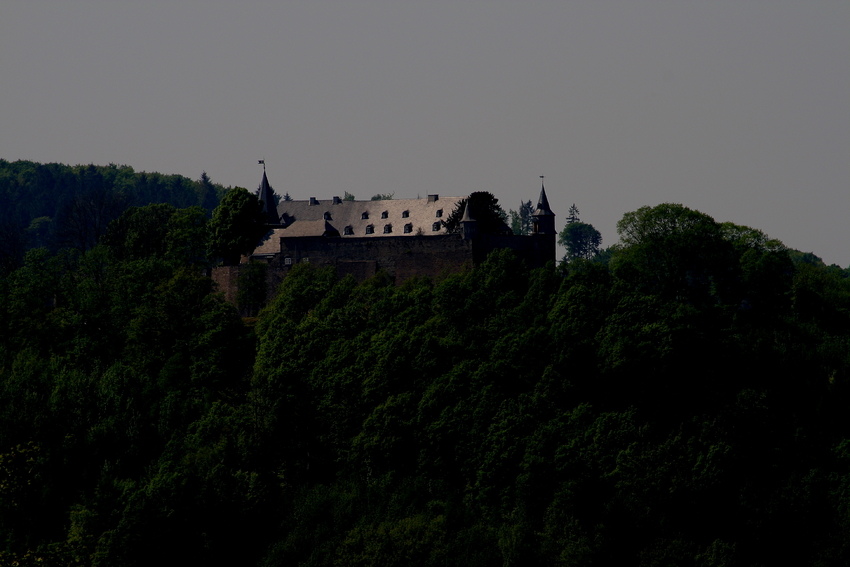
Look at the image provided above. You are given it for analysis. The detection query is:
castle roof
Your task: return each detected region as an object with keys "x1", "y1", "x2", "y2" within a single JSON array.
[
  {"x1": 274, "y1": 194, "x2": 465, "y2": 238},
  {"x1": 252, "y1": 228, "x2": 282, "y2": 256},
  {"x1": 279, "y1": 219, "x2": 339, "y2": 237}
]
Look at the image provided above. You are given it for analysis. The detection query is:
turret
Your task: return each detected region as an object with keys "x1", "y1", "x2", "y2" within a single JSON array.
[
  {"x1": 257, "y1": 170, "x2": 280, "y2": 225},
  {"x1": 460, "y1": 199, "x2": 478, "y2": 240},
  {"x1": 532, "y1": 183, "x2": 556, "y2": 235}
]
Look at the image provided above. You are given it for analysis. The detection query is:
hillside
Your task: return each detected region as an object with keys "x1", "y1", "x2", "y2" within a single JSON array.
[
  {"x1": 0, "y1": 160, "x2": 227, "y2": 273},
  {"x1": 1, "y1": 197, "x2": 850, "y2": 565}
]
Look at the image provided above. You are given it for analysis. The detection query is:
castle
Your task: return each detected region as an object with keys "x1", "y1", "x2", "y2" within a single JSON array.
[{"x1": 212, "y1": 171, "x2": 556, "y2": 305}]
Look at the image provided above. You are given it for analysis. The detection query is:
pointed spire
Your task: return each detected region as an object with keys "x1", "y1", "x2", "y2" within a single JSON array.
[
  {"x1": 460, "y1": 198, "x2": 477, "y2": 240},
  {"x1": 461, "y1": 198, "x2": 475, "y2": 222},
  {"x1": 532, "y1": 177, "x2": 556, "y2": 235},
  {"x1": 533, "y1": 182, "x2": 554, "y2": 217},
  {"x1": 257, "y1": 169, "x2": 280, "y2": 225}
]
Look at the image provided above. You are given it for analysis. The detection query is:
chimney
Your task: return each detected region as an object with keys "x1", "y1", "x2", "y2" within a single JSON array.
[
  {"x1": 309, "y1": 197, "x2": 319, "y2": 206},
  {"x1": 427, "y1": 194, "x2": 439, "y2": 202},
  {"x1": 332, "y1": 196, "x2": 342, "y2": 204}
]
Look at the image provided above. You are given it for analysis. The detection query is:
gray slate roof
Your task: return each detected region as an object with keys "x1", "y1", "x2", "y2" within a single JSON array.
[
  {"x1": 257, "y1": 171, "x2": 280, "y2": 224},
  {"x1": 533, "y1": 185, "x2": 555, "y2": 217},
  {"x1": 273, "y1": 195, "x2": 465, "y2": 239}
]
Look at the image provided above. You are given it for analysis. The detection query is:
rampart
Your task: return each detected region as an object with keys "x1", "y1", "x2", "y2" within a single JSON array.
[{"x1": 211, "y1": 232, "x2": 555, "y2": 310}]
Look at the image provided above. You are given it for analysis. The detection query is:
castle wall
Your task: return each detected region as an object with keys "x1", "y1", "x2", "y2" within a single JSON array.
[
  {"x1": 474, "y1": 234, "x2": 556, "y2": 269},
  {"x1": 272, "y1": 234, "x2": 475, "y2": 282},
  {"x1": 211, "y1": 232, "x2": 556, "y2": 310},
  {"x1": 210, "y1": 265, "x2": 241, "y2": 304}
]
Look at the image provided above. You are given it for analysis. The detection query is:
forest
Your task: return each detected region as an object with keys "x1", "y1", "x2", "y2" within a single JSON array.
[
  {"x1": 0, "y1": 160, "x2": 226, "y2": 273},
  {"x1": 1, "y1": 162, "x2": 850, "y2": 565}
]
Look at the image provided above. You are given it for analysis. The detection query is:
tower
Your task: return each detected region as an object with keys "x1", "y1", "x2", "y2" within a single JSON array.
[
  {"x1": 532, "y1": 181, "x2": 556, "y2": 235},
  {"x1": 460, "y1": 198, "x2": 478, "y2": 240},
  {"x1": 257, "y1": 169, "x2": 280, "y2": 225},
  {"x1": 460, "y1": 199, "x2": 478, "y2": 240}
]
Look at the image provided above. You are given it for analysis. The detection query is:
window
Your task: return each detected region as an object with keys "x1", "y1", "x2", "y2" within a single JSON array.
[
  {"x1": 404, "y1": 223, "x2": 413, "y2": 233},
  {"x1": 365, "y1": 224, "x2": 374, "y2": 234},
  {"x1": 436, "y1": 209, "x2": 443, "y2": 218},
  {"x1": 302, "y1": 257, "x2": 309, "y2": 263},
  {"x1": 381, "y1": 211, "x2": 389, "y2": 219},
  {"x1": 343, "y1": 225, "x2": 353, "y2": 235},
  {"x1": 284, "y1": 257, "x2": 292, "y2": 265},
  {"x1": 402, "y1": 210, "x2": 409, "y2": 218},
  {"x1": 383, "y1": 224, "x2": 392, "y2": 234},
  {"x1": 362, "y1": 212, "x2": 369, "y2": 219},
  {"x1": 432, "y1": 222, "x2": 441, "y2": 231},
  {"x1": 323, "y1": 211, "x2": 332, "y2": 220}
]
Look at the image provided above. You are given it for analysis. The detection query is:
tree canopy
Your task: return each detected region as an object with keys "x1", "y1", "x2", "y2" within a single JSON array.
[
  {"x1": 508, "y1": 199, "x2": 534, "y2": 236},
  {"x1": 208, "y1": 187, "x2": 269, "y2": 265},
  {"x1": 0, "y1": 160, "x2": 227, "y2": 272},
  {"x1": 442, "y1": 191, "x2": 510, "y2": 235},
  {"x1": 559, "y1": 221, "x2": 602, "y2": 262},
  {"x1": 2, "y1": 199, "x2": 850, "y2": 565}
]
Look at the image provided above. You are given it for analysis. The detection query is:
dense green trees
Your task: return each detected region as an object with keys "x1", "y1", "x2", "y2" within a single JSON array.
[
  {"x1": 559, "y1": 222, "x2": 602, "y2": 262},
  {"x1": 558, "y1": 204, "x2": 603, "y2": 263},
  {"x1": 508, "y1": 200, "x2": 534, "y2": 236},
  {"x1": 208, "y1": 187, "x2": 269, "y2": 265},
  {"x1": 0, "y1": 160, "x2": 227, "y2": 273},
  {"x1": 2, "y1": 200, "x2": 850, "y2": 565},
  {"x1": 442, "y1": 191, "x2": 510, "y2": 235}
]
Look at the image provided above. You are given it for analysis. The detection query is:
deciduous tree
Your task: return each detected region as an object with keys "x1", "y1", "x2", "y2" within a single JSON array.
[
  {"x1": 559, "y1": 222, "x2": 602, "y2": 262},
  {"x1": 442, "y1": 192, "x2": 509, "y2": 235},
  {"x1": 208, "y1": 187, "x2": 268, "y2": 265},
  {"x1": 508, "y1": 200, "x2": 534, "y2": 236}
]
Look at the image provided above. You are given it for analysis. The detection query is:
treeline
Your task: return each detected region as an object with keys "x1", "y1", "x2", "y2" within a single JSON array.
[
  {"x1": 2, "y1": 202, "x2": 850, "y2": 565},
  {"x1": 0, "y1": 160, "x2": 227, "y2": 273}
]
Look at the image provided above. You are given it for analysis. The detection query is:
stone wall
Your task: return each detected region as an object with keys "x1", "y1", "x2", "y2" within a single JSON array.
[
  {"x1": 272, "y1": 234, "x2": 476, "y2": 283},
  {"x1": 475, "y1": 233, "x2": 556, "y2": 270},
  {"x1": 209, "y1": 265, "x2": 241, "y2": 304},
  {"x1": 211, "y1": 232, "x2": 556, "y2": 310}
]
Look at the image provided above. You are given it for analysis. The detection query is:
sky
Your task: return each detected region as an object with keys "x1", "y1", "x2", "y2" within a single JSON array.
[{"x1": 2, "y1": 2, "x2": 848, "y2": 265}]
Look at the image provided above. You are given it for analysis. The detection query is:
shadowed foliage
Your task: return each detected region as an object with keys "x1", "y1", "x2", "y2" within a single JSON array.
[{"x1": 1, "y1": 201, "x2": 850, "y2": 565}]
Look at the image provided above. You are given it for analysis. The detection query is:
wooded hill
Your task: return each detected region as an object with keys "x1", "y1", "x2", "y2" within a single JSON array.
[
  {"x1": 1, "y1": 174, "x2": 850, "y2": 565},
  {"x1": 0, "y1": 160, "x2": 227, "y2": 274}
]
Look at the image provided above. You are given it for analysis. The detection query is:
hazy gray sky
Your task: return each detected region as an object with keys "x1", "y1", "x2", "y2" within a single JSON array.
[{"x1": 2, "y1": 2, "x2": 848, "y2": 265}]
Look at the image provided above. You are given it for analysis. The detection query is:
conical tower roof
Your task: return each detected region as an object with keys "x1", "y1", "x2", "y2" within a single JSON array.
[
  {"x1": 533, "y1": 184, "x2": 555, "y2": 217},
  {"x1": 461, "y1": 198, "x2": 475, "y2": 222},
  {"x1": 460, "y1": 198, "x2": 478, "y2": 240},
  {"x1": 257, "y1": 170, "x2": 280, "y2": 224}
]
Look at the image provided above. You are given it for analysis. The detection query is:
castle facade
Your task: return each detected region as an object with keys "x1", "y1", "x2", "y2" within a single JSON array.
[{"x1": 212, "y1": 171, "x2": 556, "y2": 306}]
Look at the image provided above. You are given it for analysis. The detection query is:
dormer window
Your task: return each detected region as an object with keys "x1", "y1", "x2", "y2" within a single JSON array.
[
  {"x1": 383, "y1": 224, "x2": 392, "y2": 234},
  {"x1": 365, "y1": 224, "x2": 374, "y2": 234},
  {"x1": 402, "y1": 210, "x2": 409, "y2": 218},
  {"x1": 432, "y1": 222, "x2": 441, "y2": 231},
  {"x1": 343, "y1": 225, "x2": 353, "y2": 235},
  {"x1": 362, "y1": 212, "x2": 369, "y2": 219},
  {"x1": 324, "y1": 211, "x2": 332, "y2": 220},
  {"x1": 381, "y1": 211, "x2": 389, "y2": 219},
  {"x1": 404, "y1": 223, "x2": 413, "y2": 233},
  {"x1": 436, "y1": 209, "x2": 443, "y2": 218}
]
